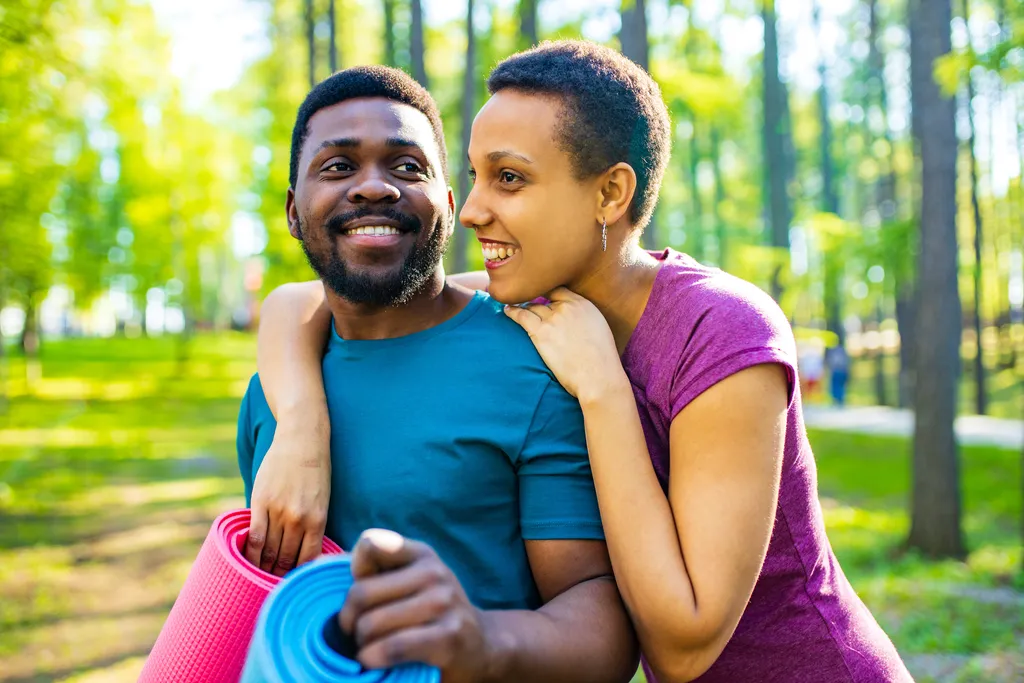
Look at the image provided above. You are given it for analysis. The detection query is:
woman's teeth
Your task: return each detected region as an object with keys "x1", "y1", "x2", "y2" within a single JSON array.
[
  {"x1": 482, "y1": 245, "x2": 518, "y2": 261},
  {"x1": 346, "y1": 226, "x2": 402, "y2": 236}
]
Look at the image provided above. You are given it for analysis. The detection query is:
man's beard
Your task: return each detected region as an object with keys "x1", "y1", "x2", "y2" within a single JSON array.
[{"x1": 298, "y1": 207, "x2": 449, "y2": 307}]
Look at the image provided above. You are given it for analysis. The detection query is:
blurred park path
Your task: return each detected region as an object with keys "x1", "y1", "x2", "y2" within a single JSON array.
[{"x1": 804, "y1": 405, "x2": 1024, "y2": 451}]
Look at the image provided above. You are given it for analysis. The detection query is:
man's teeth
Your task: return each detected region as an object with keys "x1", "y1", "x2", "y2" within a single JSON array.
[
  {"x1": 346, "y1": 226, "x2": 402, "y2": 236},
  {"x1": 482, "y1": 245, "x2": 518, "y2": 261}
]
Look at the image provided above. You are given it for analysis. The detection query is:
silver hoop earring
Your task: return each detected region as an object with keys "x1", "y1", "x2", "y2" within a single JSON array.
[{"x1": 601, "y1": 218, "x2": 607, "y2": 252}]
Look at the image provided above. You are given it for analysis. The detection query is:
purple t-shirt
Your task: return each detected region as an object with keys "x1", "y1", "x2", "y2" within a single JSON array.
[{"x1": 623, "y1": 250, "x2": 911, "y2": 683}]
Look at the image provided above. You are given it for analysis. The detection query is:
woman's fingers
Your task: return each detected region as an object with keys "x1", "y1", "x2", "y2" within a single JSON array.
[{"x1": 503, "y1": 304, "x2": 543, "y2": 333}]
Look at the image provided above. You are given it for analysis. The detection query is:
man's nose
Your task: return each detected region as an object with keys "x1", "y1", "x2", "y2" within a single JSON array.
[{"x1": 348, "y1": 170, "x2": 401, "y2": 204}]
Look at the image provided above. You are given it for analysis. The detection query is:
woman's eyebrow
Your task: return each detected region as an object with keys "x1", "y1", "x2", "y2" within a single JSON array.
[{"x1": 486, "y1": 150, "x2": 533, "y2": 165}]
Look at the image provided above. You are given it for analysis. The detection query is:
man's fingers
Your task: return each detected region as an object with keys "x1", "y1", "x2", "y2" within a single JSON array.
[
  {"x1": 349, "y1": 529, "x2": 424, "y2": 578},
  {"x1": 295, "y1": 529, "x2": 325, "y2": 567},
  {"x1": 245, "y1": 507, "x2": 268, "y2": 567},
  {"x1": 338, "y1": 562, "x2": 438, "y2": 634},
  {"x1": 357, "y1": 622, "x2": 456, "y2": 671},
  {"x1": 352, "y1": 585, "x2": 452, "y2": 647},
  {"x1": 273, "y1": 524, "x2": 303, "y2": 577},
  {"x1": 260, "y1": 518, "x2": 285, "y2": 573}
]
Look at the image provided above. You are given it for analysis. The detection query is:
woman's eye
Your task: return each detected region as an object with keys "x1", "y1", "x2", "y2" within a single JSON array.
[{"x1": 500, "y1": 171, "x2": 520, "y2": 184}]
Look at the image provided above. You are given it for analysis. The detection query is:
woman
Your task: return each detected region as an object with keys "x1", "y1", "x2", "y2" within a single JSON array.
[{"x1": 250, "y1": 41, "x2": 911, "y2": 683}]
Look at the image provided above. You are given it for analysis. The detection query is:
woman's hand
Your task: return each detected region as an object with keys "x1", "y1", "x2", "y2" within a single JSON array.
[
  {"x1": 245, "y1": 406, "x2": 332, "y2": 576},
  {"x1": 503, "y1": 287, "x2": 628, "y2": 405}
]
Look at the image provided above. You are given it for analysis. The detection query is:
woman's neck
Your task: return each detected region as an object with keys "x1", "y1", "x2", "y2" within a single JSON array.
[{"x1": 570, "y1": 243, "x2": 662, "y2": 355}]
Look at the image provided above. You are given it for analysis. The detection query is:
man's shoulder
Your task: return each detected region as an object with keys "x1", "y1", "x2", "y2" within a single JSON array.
[{"x1": 459, "y1": 294, "x2": 554, "y2": 374}]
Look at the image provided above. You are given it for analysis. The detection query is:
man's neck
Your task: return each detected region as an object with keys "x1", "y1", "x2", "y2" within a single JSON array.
[{"x1": 326, "y1": 269, "x2": 473, "y2": 341}]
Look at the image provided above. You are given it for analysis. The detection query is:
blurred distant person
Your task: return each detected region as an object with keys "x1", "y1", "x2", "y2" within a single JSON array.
[
  {"x1": 826, "y1": 343, "x2": 850, "y2": 406},
  {"x1": 798, "y1": 338, "x2": 825, "y2": 399}
]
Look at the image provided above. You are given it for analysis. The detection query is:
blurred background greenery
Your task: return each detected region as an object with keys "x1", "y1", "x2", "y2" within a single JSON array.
[{"x1": 1, "y1": 1, "x2": 1022, "y2": 681}]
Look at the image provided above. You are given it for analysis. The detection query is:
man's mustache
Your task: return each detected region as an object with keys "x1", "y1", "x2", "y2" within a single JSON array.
[{"x1": 324, "y1": 207, "x2": 423, "y2": 235}]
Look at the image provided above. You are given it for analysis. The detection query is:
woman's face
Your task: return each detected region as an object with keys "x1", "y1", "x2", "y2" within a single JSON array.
[{"x1": 460, "y1": 90, "x2": 605, "y2": 304}]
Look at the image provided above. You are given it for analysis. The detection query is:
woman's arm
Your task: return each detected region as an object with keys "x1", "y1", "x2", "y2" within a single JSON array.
[
  {"x1": 449, "y1": 270, "x2": 489, "y2": 291},
  {"x1": 579, "y1": 365, "x2": 786, "y2": 681},
  {"x1": 245, "y1": 280, "x2": 335, "y2": 576},
  {"x1": 504, "y1": 289, "x2": 787, "y2": 681}
]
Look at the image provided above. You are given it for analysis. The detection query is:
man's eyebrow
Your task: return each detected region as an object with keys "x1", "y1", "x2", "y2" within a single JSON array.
[
  {"x1": 386, "y1": 136, "x2": 427, "y2": 152},
  {"x1": 486, "y1": 150, "x2": 534, "y2": 165},
  {"x1": 313, "y1": 137, "x2": 360, "y2": 154}
]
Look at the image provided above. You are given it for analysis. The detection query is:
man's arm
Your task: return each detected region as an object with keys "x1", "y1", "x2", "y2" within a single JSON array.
[
  {"x1": 480, "y1": 538, "x2": 638, "y2": 683},
  {"x1": 338, "y1": 531, "x2": 638, "y2": 683}
]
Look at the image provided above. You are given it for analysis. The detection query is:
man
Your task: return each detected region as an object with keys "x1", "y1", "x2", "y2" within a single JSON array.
[{"x1": 236, "y1": 66, "x2": 637, "y2": 682}]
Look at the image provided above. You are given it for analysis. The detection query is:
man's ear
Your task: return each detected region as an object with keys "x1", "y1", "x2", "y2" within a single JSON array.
[
  {"x1": 286, "y1": 187, "x2": 301, "y2": 240},
  {"x1": 447, "y1": 186, "x2": 457, "y2": 232}
]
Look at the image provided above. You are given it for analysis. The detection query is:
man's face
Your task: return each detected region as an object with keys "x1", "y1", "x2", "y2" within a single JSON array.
[{"x1": 287, "y1": 97, "x2": 453, "y2": 306}]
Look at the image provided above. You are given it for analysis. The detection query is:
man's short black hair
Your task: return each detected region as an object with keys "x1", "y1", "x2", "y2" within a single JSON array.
[
  {"x1": 487, "y1": 40, "x2": 671, "y2": 229},
  {"x1": 289, "y1": 65, "x2": 449, "y2": 187}
]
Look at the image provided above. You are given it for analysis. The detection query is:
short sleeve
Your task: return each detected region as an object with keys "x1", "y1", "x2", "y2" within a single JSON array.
[
  {"x1": 516, "y1": 382, "x2": 604, "y2": 541},
  {"x1": 669, "y1": 282, "x2": 797, "y2": 420},
  {"x1": 236, "y1": 375, "x2": 259, "y2": 505}
]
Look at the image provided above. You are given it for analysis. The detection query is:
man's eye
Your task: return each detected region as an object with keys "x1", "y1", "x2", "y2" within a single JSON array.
[
  {"x1": 325, "y1": 162, "x2": 352, "y2": 172},
  {"x1": 397, "y1": 162, "x2": 423, "y2": 173}
]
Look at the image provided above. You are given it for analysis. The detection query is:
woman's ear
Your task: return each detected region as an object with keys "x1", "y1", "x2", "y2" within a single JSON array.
[{"x1": 596, "y1": 162, "x2": 637, "y2": 226}]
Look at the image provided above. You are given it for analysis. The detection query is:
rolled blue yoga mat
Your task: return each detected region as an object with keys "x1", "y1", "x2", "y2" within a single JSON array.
[{"x1": 241, "y1": 555, "x2": 441, "y2": 683}]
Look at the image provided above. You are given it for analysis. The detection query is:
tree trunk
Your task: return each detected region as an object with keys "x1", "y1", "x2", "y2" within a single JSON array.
[
  {"x1": 454, "y1": 0, "x2": 475, "y2": 274},
  {"x1": 520, "y1": 0, "x2": 538, "y2": 48},
  {"x1": 711, "y1": 127, "x2": 727, "y2": 270},
  {"x1": 688, "y1": 119, "x2": 704, "y2": 262},
  {"x1": 410, "y1": 0, "x2": 429, "y2": 88},
  {"x1": 619, "y1": 0, "x2": 649, "y2": 70},
  {"x1": 869, "y1": 0, "x2": 912, "y2": 405},
  {"x1": 874, "y1": 303, "x2": 889, "y2": 406},
  {"x1": 907, "y1": 0, "x2": 965, "y2": 559},
  {"x1": 813, "y1": 1, "x2": 843, "y2": 346},
  {"x1": 383, "y1": 0, "x2": 396, "y2": 67},
  {"x1": 762, "y1": 0, "x2": 791, "y2": 301},
  {"x1": 305, "y1": 0, "x2": 316, "y2": 87},
  {"x1": 328, "y1": 0, "x2": 338, "y2": 73},
  {"x1": 896, "y1": 287, "x2": 915, "y2": 407},
  {"x1": 0, "y1": 233, "x2": 7, "y2": 414},
  {"x1": 960, "y1": 0, "x2": 987, "y2": 415},
  {"x1": 18, "y1": 298, "x2": 39, "y2": 358},
  {"x1": 619, "y1": 0, "x2": 656, "y2": 247},
  {"x1": 0, "y1": 298, "x2": 6, "y2": 416}
]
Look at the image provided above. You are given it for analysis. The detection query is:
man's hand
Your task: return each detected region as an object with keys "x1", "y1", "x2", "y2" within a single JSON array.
[
  {"x1": 246, "y1": 411, "x2": 331, "y2": 576},
  {"x1": 339, "y1": 529, "x2": 494, "y2": 683}
]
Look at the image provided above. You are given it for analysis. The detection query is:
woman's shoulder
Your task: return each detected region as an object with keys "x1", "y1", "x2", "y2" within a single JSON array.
[
  {"x1": 647, "y1": 250, "x2": 794, "y2": 350},
  {"x1": 628, "y1": 250, "x2": 799, "y2": 415}
]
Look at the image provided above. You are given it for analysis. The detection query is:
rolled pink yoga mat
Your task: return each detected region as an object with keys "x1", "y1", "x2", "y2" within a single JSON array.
[{"x1": 139, "y1": 509, "x2": 343, "y2": 683}]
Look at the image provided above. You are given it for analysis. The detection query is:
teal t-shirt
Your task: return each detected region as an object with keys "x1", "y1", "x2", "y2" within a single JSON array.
[{"x1": 236, "y1": 292, "x2": 603, "y2": 610}]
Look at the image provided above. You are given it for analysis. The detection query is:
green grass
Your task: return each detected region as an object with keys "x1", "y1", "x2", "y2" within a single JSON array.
[{"x1": 0, "y1": 334, "x2": 1021, "y2": 682}]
